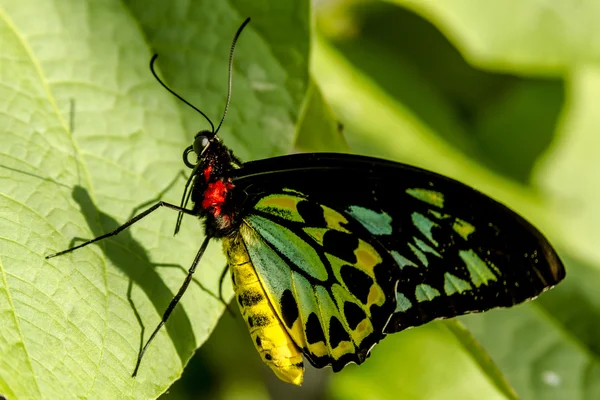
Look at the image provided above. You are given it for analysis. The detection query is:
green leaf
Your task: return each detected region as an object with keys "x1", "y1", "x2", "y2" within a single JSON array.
[
  {"x1": 294, "y1": 79, "x2": 349, "y2": 152},
  {"x1": 124, "y1": 0, "x2": 311, "y2": 160},
  {"x1": 461, "y1": 300, "x2": 600, "y2": 400},
  {"x1": 0, "y1": 0, "x2": 311, "y2": 398},
  {"x1": 442, "y1": 320, "x2": 519, "y2": 400},
  {"x1": 462, "y1": 253, "x2": 600, "y2": 399},
  {"x1": 387, "y1": 0, "x2": 600, "y2": 71}
]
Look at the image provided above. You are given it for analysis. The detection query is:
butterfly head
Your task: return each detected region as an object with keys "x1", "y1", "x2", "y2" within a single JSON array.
[{"x1": 182, "y1": 129, "x2": 240, "y2": 178}]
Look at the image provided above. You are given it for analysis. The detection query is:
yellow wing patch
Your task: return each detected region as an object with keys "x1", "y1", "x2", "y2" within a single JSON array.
[
  {"x1": 321, "y1": 204, "x2": 351, "y2": 233},
  {"x1": 254, "y1": 194, "x2": 305, "y2": 223}
]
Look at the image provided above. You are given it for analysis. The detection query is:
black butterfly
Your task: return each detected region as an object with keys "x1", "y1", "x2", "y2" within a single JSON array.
[{"x1": 46, "y1": 18, "x2": 565, "y2": 386}]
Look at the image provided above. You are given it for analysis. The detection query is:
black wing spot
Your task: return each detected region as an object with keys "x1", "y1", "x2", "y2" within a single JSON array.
[
  {"x1": 329, "y1": 316, "x2": 351, "y2": 349},
  {"x1": 323, "y1": 230, "x2": 359, "y2": 263},
  {"x1": 340, "y1": 265, "x2": 373, "y2": 304},
  {"x1": 253, "y1": 313, "x2": 271, "y2": 327},
  {"x1": 239, "y1": 290, "x2": 263, "y2": 307},
  {"x1": 255, "y1": 336, "x2": 262, "y2": 347},
  {"x1": 368, "y1": 303, "x2": 388, "y2": 332},
  {"x1": 247, "y1": 316, "x2": 254, "y2": 328},
  {"x1": 344, "y1": 301, "x2": 367, "y2": 331},
  {"x1": 297, "y1": 200, "x2": 326, "y2": 226},
  {"x1": 306, "y1": 312, "x2": 326, "y2": 345},
  {"x1": 265, "y1": 353, "x2": 273, "y2": 361},
  {"x1": 280, "y1": 289, "x2": 299, "y2": 329}
]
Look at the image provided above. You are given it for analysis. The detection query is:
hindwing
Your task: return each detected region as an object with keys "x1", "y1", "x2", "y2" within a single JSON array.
[{"x1": 239, "y1": 191, "x2": 398, "y2": 370}]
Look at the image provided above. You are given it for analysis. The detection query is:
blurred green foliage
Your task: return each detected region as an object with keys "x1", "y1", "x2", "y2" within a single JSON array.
[{"x1": 1, "y1": 0, "x2": 599, "y2": 399}]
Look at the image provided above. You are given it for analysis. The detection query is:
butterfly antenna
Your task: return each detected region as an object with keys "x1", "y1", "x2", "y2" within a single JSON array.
[
  {"x1": 150, "y1": 54, "x2": 216, "y2": 133},
  {"x1": 214, "y1": 17, "x2": 251, "y2": 135}
]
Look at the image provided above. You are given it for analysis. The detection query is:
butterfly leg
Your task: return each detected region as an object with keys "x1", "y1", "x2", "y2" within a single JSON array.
[
  {"x1": 217, "y1": 264, "x2": 236, "y2": 317},
  {"x1": 153, "y1": 262, "x2": 223, "y2": 303},
  {"x1": 132, "y1": 235, "x2": 211, "y2": 377},
  {"x1": 45, "y1": 201, "x2": 196, "y2": 259},
  {"x1": 126, "y1": 279, "x2": 146, "y2": 367},
  {"x1": 126, "y1": 170, "x2": 188, "y2": 221},
  {"x1": 174, "y1": 168, "x2": 197, "y2": 235}
]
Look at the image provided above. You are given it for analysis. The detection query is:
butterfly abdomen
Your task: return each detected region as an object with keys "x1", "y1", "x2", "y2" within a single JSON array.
[{"x1": 223, "y1": 234, "x2": 305, "y2": 386}]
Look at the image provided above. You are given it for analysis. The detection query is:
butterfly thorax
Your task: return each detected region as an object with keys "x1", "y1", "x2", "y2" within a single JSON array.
[{"x1": 190, "y1": 138, "x2": 243, "y2": 238}]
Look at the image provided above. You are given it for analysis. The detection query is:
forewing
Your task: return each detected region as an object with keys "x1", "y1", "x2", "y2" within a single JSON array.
[{"x1": 233, "y1": 153, "x2": 565, "y2": 335}]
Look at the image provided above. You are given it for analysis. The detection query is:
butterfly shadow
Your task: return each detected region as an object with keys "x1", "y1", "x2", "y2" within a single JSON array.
[
  {"x1": 69, "y1": 183, "x2": 220, "y2": 370},
  {"x1": 0, "y1": 162, "x2": 214, "y2": 373}
]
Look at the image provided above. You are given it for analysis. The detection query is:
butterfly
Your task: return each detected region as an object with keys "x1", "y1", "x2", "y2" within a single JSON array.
[{"x1": 46, "y1": 18, "x2": 565, "y2": 386}]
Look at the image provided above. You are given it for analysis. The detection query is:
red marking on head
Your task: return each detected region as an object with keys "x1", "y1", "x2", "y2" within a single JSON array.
[
  {"x1": 202, "y1": 179, "x2": 234, "y2": 216},
  {"x1": 203, "y1": 165, "x2": 213, "y2": 183}
]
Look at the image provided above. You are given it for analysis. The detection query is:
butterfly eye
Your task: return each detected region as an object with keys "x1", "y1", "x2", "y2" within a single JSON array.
[{"x1": 193, "y1": 134, "x2": 208, "y2": 154}]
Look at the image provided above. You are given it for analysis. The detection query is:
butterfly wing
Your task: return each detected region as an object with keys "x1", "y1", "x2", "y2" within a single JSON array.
[{"x1": 232, "y1": 153, "x2": 565, "y2": 367}]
